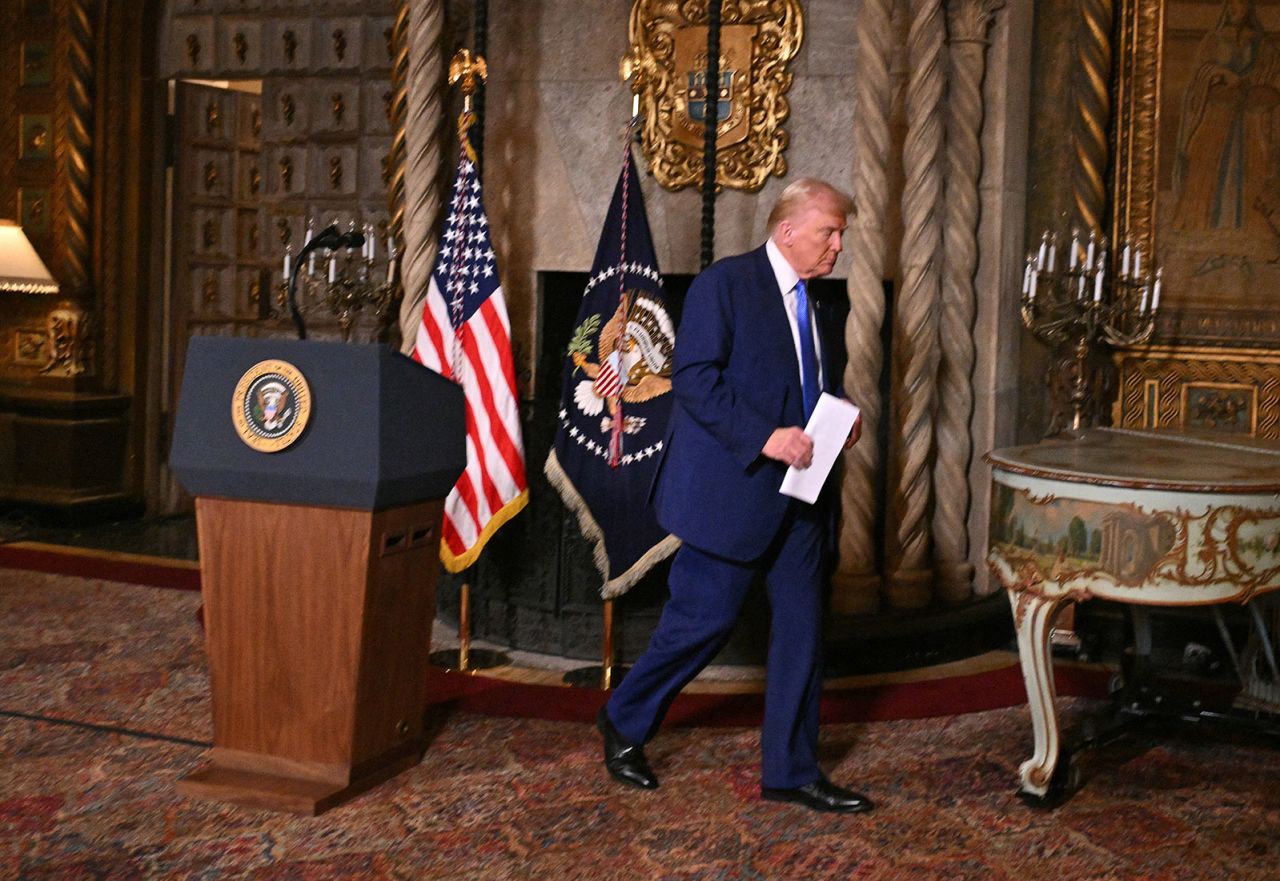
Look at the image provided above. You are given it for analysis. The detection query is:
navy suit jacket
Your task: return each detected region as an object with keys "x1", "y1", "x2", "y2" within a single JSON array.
[{"x1": 651, "y1": 245, "x2": 839, "y2": 562}]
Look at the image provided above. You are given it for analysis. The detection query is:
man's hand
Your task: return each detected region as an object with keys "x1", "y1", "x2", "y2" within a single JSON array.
[
  {"x1": 763, "y1": 427, "x2": 814, "y2": 469},
  {"x1": 844, "y1": 410, "x2": 863, "y2": 449}
]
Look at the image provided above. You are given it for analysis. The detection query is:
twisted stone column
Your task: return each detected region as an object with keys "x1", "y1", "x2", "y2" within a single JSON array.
[
  {"x1": 832, "y1": 0, "x2": 894, "y2": 617},
  {"x1": 62, "y1": 0, "x2": 95, "y2": 294},
  {"x1": 932, "y1": 0, "x2": 1003, "y2": 604},
  {"x1": 886, "y1": 0, "x2": 946, "y2": 610},
  {"x1": 386, "y1": 3, "x2": 410, "y2": 283},
  {"x1": 395, "y1": 0, "x2": 446, "y2": 353},
  {"x1": 1069, "y1": 0, "x2": 1113, "y2": 234}
]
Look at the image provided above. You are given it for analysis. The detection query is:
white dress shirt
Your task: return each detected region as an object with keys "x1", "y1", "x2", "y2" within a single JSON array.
[{"x1": 765, "y1": 237, "x2": 824, "y2": 391}]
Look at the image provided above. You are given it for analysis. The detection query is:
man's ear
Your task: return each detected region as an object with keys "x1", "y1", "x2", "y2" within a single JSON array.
[{"x1": 776, "y1": 220, "x2": 793, "y2": 245}]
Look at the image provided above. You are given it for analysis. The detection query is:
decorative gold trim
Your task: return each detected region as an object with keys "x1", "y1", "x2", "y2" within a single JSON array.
[
  {"x1": 627, "y1": 0, "x2": 803, "y2": 191},
  {"x1": 1179, "y1": 381, "x2": 1258, "y2": 435},
  {"x1": 1112, "y1": 0, "x2": 1159, "y2": 254},
  {"x1": 1115, "y1": 345, "x2": 1280, "y2": 439},
  {"x1": 231, "y1": 359, "x2": 312, "y2": 453}
]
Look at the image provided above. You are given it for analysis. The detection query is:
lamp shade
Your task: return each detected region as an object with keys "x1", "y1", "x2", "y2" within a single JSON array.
[{"x1": 0, "y1": 219, "x2": 59, "y2": 294}]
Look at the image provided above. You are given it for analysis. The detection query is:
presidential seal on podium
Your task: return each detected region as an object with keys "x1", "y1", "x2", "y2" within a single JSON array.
[{"x1": 231, "y1": 359, "x2": 312, "y2": 453}]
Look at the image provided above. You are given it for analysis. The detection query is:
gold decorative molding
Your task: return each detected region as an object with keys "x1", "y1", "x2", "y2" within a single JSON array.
[
  {"x1": 1111, "y1": 0, "x2": 1162, "y2": 264},
  {"x1": 40, "y1": 300, "x2": 93, "y2": 377},
  {"x1": 627, "y1": 0, "x2": 803, "y2": 191},
  {"x1": 1114, "y1": 345, "x2": 1280, "y2": 438}
]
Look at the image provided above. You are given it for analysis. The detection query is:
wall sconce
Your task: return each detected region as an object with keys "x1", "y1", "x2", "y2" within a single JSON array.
[{"x1": 0, "y1": 219, "x2": 59, "y2": 294}]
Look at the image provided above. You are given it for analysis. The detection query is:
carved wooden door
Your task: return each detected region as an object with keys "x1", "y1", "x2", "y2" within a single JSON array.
[{"x1": 161, "y1": 81, "x2": 268, "y2": 508}]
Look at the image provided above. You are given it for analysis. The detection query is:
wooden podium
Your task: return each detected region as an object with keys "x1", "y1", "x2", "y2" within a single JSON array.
[{"x1": 169, "y1": 337, "x2": 465, "y2": 815}]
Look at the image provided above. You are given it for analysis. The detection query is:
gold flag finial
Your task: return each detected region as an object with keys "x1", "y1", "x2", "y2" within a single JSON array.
[
  {"x1": 449, "y1": 48, "x2": 488, "y2": 114},
  {"x1": 620, "y1": 50, "x2": 642, "y2": 119}
]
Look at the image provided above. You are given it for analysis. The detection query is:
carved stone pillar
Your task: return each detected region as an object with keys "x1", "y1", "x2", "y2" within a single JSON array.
[
  {"x1": 395, "y1": 0, "x2": 446, "y2": 354},
  {"x1": 1068, "y1": 0, "x2": 1113, "y2": 235},
  {"x1": 886, "y1": 0, "x2": 946, "y2": 609},
  {"x1": 832, "y1": 0, "x2": 894, "y2": 617},
  {"x1": 932, "y1": 0, "x2": 1003, "y2": 603}
]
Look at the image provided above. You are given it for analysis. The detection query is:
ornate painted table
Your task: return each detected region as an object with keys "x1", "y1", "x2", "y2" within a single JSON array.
[{"x1": 986, "y1": 428, "x2": 1280, "y2": 799}]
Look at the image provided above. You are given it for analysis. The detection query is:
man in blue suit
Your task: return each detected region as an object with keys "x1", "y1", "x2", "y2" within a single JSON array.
[{"x1": 597, "y1": 178, "x2": 872, "y2": 814}]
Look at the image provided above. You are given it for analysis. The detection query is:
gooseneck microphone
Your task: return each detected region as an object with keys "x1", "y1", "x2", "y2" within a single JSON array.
[{"x1": 286, "y1": 225, "x2": 367, "y2": 340}]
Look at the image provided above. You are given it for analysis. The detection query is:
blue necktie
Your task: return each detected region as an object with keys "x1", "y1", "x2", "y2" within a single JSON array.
[{"x1": 794, "y1": 279, "x2": 820, "y2": 421}]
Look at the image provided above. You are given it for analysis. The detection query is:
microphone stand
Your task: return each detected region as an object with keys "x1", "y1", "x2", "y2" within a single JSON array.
[{"x1": 287, "y1": 225, "x2": 366, "y2": 340}]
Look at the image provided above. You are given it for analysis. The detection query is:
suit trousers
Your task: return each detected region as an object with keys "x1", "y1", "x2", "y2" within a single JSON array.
[{"x1": 605, "y1": 501, "x2": 826, "y2": 789}]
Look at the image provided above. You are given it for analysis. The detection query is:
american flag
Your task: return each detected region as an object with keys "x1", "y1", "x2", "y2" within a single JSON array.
[{"x1": 413, "y1": 138, "x2": 528, "y2": 572}]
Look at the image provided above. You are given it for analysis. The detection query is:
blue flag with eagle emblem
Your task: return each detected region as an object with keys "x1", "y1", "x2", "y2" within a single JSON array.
[{"x1": 544, "y1": 148, "x2": 680, "y2": 598}]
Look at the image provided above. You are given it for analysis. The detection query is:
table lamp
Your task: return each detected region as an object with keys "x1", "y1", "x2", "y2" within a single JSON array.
[{"x1": 0, "y1": 219, "x2": 59, "y2": 294}]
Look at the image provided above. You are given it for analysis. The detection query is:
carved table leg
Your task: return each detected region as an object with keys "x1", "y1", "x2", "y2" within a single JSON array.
[{"x1": 1009, "y1": 588, "x2": 1071, "y2": 799}]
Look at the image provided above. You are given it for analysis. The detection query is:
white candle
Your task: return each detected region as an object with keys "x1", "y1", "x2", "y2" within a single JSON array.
[
  {"x1": 1093, "y1": 253, "x2": 1106, "y2": 301},
  {"x1": 283, "y1": 250, "x2": 291, "y2": 281},
  {"x1": 305, "y1": 218, "x2": 316, "y2": 273},
  {"x1": 1037, "y1": 234, "x2": 1048, "y2": 270},
  {"x1": 1085, "y1": 233, "x2": 1096, "y2": 271},
  {"x1": 1068, "y1": 230, "x2": 1079, "y2": 270},
  {"x1": 1022, "y1": 260, "x2": 1033, "y2": 296},
  {"x1": 328, "y1": 255, "x2": 336, "y2": 283},
  {"x1": 1029, "y1": 269, "x2": 1038, "y2": 303},
  {"x1": 1121, "y1": 242, "x2": 1131, "y2": 277},
  {"x1": 1138, "y1": 286, "x2": 1149, "y2": 313},
  {"x1": 1133, "y1": 248, "x2": 1142, "y2": 279},
  {"x1": 388, "y1": 256, "x2": 398, "y2": 282},
  {"x1": 1151, "y1": 269, "x2": 1161, "y2": 311},
  {"x1": 368, "y1": 224, "x2": 376, "y2": 261},
  {"x1": 1047, "y1": 238, "x2": 1057, "y2": 273}
]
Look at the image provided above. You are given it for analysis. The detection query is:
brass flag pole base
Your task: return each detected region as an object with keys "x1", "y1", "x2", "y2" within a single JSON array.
[
  {"x1": 429, "y1": 581, "x2": 510, "y2": 673},
  {"x1": 564, "y1": 598, "x2": 630, "y2": 689}
]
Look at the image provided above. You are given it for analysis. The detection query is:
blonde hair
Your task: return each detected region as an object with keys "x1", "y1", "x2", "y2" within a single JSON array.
[{"x1": 766, "y1": 178, "x2": 856, "y2": 235}]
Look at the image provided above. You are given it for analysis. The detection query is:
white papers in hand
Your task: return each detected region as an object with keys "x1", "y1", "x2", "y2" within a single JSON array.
[{"x1": 779, "y1": 393, "x2": 859, "y2": 504}]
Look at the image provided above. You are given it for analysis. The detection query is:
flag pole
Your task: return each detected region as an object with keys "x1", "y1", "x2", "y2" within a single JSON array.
[
  {"x1": 699, "y1": 1, "x2": 721, "y2": 269},
  {"x1": 597, "y1": 55, "x2": 648, "y2": 691},
  {"x1": 562, "y1": 57, "x2": 650, "y2": 692},
  {"x1": 458, "y1": 580, "x2": 471, "y2": 671},
  {"x1": 426, "y1": 48, "x2": 513, "y2": 677},
  {"x1": 601, "y1": 599, "x2": 616, "y2": 689}
]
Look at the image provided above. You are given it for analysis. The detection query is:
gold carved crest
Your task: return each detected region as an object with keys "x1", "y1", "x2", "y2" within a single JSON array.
[{"x1": 628, "y1": 0, "x2": 803, "y2": 191}]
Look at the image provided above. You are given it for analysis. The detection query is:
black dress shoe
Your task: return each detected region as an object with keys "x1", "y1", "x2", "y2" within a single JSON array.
[
  {"x1": 596, "y1": 707, "x2": 658, "y2": 790},
  {"x1": 761, "y1": 777, "x2": 874, "y2": 813}
]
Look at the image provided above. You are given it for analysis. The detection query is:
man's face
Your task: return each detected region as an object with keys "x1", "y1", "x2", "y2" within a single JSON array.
[{"x1": 777, "y1": 195, "x2": 847, "y2": 279}]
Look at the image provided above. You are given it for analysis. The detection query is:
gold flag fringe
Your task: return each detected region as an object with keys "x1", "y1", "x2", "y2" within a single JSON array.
[{"x1": 544, "y1": 448, "x2": 681, "y2": 599}]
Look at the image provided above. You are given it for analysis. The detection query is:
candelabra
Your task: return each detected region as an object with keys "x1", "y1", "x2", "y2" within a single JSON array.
[
  {"x1": 280, "y1": 221, "x2": 401, "y2": 342},
  {"x1": 1021, "y1": 228, "x2": 1162, "y2": 434}
]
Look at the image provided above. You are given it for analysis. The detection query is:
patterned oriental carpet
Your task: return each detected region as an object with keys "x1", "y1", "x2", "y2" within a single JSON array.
[{"x1": 3, "y1": 569, "x2": 1280, "y2": 880}]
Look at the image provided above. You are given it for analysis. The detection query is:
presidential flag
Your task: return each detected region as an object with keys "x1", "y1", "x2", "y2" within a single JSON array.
[
  {"x1": 544, "y1": 149, "x2": 679, "y2": 598},
  {"x1": 413, "y1": 127, "x2": 528, "y2": 572}
]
